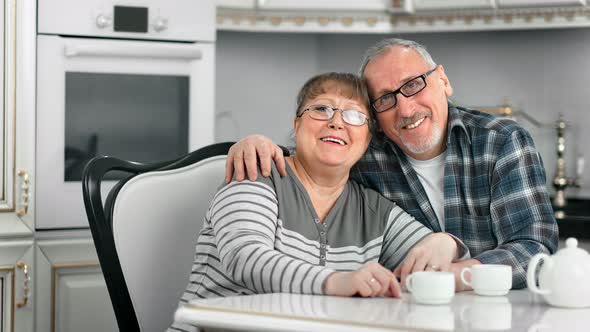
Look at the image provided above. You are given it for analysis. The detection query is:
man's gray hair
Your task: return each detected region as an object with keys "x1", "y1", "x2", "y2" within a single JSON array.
[{"x1": 359, "y1": 38, "x2": 436, "y2": 78}]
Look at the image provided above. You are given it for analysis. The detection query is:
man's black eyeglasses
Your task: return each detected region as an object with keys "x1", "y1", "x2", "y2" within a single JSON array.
[{"x1": 371, "y1": 67, "x2": 437, "y2": 113}]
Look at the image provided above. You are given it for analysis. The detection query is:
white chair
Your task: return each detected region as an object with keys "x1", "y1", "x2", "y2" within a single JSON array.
[{"x1": 82, "y1": 142, "x2": 233, "y2": 332}]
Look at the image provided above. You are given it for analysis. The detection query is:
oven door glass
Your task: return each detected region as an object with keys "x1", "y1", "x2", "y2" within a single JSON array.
[{"x1": 65, "y1": 72, "x2": 189, "y2": 181}]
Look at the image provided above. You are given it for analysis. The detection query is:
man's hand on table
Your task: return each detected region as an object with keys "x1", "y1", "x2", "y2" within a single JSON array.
[{"x1": 225, "y1": 135, "x2": 287, "y2": 183}]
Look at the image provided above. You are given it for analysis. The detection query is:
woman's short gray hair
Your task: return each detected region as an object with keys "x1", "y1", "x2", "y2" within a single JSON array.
[{"x1": 359, "y1": 38, "x2": 436, "y2": 78}]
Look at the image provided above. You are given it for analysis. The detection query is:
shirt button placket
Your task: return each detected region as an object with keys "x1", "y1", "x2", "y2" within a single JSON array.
[{"x1": 316, "y1": 219, "x2": 327, "y2": 265}]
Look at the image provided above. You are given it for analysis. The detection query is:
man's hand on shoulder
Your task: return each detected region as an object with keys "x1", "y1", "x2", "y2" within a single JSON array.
[{"x1": 225, "y1": 135, "x2": 287, "y2": 183}]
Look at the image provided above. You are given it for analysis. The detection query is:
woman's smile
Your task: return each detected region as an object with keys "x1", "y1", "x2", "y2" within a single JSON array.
[{"x1": 320, "y1": 135, "x2": 347, "y2": 146}]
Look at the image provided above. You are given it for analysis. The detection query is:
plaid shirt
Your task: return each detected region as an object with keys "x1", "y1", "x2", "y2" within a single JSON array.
[{"x1": 351, "y1": 104, "x2": 558, "y2": 289}]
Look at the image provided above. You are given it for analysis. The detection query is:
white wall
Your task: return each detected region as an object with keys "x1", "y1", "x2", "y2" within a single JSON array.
[
  {"x1": 215, "y1": 28, "x2": 590, "y2": 198},
  {"x1": 215, "y1": 32, "x2": 319, "y2": 145}
]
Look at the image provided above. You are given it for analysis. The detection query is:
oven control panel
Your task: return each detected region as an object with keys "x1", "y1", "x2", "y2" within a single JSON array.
[{"x1": 38, "y1": 0, "x2": 215, "y2": 42}]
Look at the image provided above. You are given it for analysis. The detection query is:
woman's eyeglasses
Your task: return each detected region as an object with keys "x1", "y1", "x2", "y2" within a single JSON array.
[{"x1": 297, "y1": 105, "x2": 369, "y2": 126}]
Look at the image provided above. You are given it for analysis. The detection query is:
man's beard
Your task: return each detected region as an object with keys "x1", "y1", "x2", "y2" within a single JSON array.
[
  {"x1": 400, "y1": 124, "x2": 443, "y2": 156},
  {"x1": 395, "y1": 111, "x2": 443, "y2": 156}
]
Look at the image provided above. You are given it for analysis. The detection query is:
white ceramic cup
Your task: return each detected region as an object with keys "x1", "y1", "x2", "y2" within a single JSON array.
[
  {"x1": 460, "y1": 264, "x2": 512, "y2": 296},
  {"x1": 405, "y1": 271, "x2": 455, "y2": 305}
]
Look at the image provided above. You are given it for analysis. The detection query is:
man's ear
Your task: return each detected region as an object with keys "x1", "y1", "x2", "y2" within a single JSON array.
[{"x1": 438, "y1": 65, "x2": 454, "y2": 98}]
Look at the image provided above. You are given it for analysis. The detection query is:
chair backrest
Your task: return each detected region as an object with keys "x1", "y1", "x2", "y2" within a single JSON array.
[{"x1": 83, "y1": 142, "x2": 232, "y2": 332}]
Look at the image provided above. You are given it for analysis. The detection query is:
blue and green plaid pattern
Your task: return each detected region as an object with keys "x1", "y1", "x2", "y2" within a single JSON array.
[{"x1": 351, "y1": 104, "x2": 558, "y2": 289}]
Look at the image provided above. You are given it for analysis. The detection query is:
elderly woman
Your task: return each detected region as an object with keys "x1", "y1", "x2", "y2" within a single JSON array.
[{"x1": 173, "y1": 73, "x2": 464, "y2": 316}]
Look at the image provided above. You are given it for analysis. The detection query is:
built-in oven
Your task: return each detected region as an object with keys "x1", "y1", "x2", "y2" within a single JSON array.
[{"x1": 36, "y1": 0, "x2": 215, "y2": 229}]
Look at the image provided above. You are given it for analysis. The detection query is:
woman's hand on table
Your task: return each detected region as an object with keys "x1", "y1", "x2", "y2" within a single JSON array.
[
  {"x1": 324, "y1": 262, "x2": 401, "y2": 298},
  {"x1": 225, "y1": 135, "x2": 287, "y2": 182},
  {"x1": 394, "y1": 233, "x2": 458, "y2": 290}
]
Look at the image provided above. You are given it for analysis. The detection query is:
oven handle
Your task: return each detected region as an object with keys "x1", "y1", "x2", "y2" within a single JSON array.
[{"x1": 64, "y1": 43, "x2": 203, "y2": 60}]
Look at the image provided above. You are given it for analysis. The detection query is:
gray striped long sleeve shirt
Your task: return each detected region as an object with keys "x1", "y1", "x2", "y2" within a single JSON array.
[{"x1": 178, "y1": 163, "x2": 433, "y2": 303}]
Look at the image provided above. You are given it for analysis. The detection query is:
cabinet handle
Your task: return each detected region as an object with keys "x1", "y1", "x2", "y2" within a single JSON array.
[
  {"x1": 16, "y1": 169, "x2": 29, "y2": 217},
  {"x1": 16, "y1": 261, "x2": 30, "y2": 308}
]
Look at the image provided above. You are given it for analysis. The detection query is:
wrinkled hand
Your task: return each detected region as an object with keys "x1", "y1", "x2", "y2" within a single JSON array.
[
  {"x1": 324, "y1": 262, "x2": 401, "y2": 298},
  {"x1": 394, "y1": 233, "x2": 458, "y2": 290},
  {"x1": 225, "y1": 135, "x2": 287, "y2": 183}
]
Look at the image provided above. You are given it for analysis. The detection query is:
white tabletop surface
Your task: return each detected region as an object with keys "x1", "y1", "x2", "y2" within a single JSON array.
[{"x1": 174, "y1": 290, "x2": 590, "y2": 332}]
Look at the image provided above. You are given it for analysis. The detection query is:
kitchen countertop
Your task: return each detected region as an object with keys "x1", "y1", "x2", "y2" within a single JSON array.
[{"x1": 174, "y1": 290, "x2": 589, "y2": 332}]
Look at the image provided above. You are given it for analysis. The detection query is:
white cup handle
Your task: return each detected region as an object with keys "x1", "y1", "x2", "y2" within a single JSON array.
[
  {"x1": 460, "y1": 267, "x2": 472, "y2": 287},
  {"x1": 527, "y1": 253, "x2": 551, "y2": 295},
  {"x1": 405, "y1": 274, "x2": 415, "y2": 293}
]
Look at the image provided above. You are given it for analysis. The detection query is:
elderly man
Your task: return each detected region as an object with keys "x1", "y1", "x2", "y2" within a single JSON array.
[{"x1": 225, "y1": 38, "x2": 558, "y2": 289}]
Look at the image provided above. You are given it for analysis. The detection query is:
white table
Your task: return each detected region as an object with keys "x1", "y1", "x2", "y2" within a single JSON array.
[{"x1": 174, "y1": 290, "x2": 590, "y2": 331}]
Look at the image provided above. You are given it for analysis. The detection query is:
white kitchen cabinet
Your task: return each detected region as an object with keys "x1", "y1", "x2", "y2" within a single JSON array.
[
  {"x1": 0, "y1": 0, "x2": 18, "y2": 215},
  {"x1": 217, "y1": 0, "x2": 590, "y2": 32},
  {"x1": 1, "y1": 0, "x2": 35, "y2": 229},
  {"x1": 216, "y1": 0, "x2": 399, "y2": 33},
  {"x1": 216, "y1": 0, "x2": 413, "y2": 13},
  {"x1": 0, "y1": 240, "x2": 34, "y2": 332},
  {"x1": 497, "y1": 0, "x2": 586, "y2": 7},
  {"x1": 413, "y1": 0, "x2": 496, "y2": 10},
  {"x1": 215, "y1": 0, "x2": 256, "y2": 8},
  {"x1": 0, "y1": 0, "x2": 35, "y2": 228},
  {"x1": 35, "y1": 237, "x2": 117, "y2": 332},
  {"x1": 254, "y1": 0, "x2": 398, "y2": 11},
  {"x1": 216, "y1": 0, "x2": 406, "y2": 11},
  {"x1": 0, "y1": 0, "x2": 36, "y2": 330}
]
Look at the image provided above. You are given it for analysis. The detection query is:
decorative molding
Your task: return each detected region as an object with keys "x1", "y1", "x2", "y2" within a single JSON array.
[
  {"x1": 217, "y1": 6, "x2": 590, "y2": 33},
  {"x1": 217, "y1": 10, "x2": 394, "y2": 33}
]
